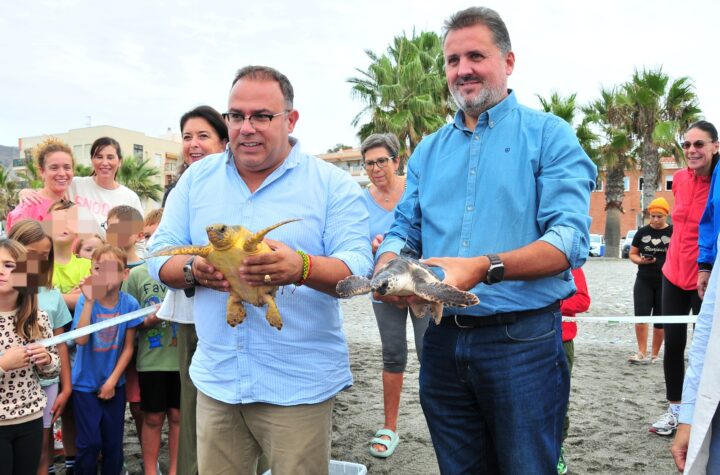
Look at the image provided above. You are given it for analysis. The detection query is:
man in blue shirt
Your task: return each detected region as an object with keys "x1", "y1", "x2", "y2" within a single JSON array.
[
  {"x1": 148, "y1": 66, "x2": 372, "y2": 475},
  {"x1": 375, "y1": 7, "x2": 596, "y2": 474}
]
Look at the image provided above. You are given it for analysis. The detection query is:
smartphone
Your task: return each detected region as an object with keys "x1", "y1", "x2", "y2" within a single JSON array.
[{"x1": 642, "y1": 253, "x2": 654, "y2": 259}]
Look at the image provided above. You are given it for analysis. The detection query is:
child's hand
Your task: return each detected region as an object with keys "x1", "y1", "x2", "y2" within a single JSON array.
[
  {"x1": 51, "y1": 390, "x2": 71, "y2": 423},
  {"x1": 0, "y1": 346, "x2": 30, "y2": 371},
  {"x1": 98, "y1": 381, "x2": 115, "y2": 400},
  {"x1": 26, "y1": 343, "x2": 51, "y2": 367},
  {"x1": 79, "y1": 276, "x2": 107, "y2": 301}
]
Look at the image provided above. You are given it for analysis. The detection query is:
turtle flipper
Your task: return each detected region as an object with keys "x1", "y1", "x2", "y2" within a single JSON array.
[
  {"x1": 226, "y1": 293, "x2": 247, "y2": 327},
  {"x1": 336, "y1": 276, "x2": 372, "y2": 298},
  {"x1": 410, "y1": 302, "x2": 444, "y2": 325},
  {"x1": 261, "y1": 294, "x2": 283, "y2": 331},
  {"x1": 150, "y1": 245, "x2": 213, "y2": 258},
  {"x1": 415, "y1": 282, "x2": 479, "y2": 308}
]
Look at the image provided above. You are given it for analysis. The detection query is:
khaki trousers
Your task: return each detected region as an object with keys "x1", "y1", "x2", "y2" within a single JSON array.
[
  {"x1": 177, "y1": 324, "x2": 199, "y2": 475},
  {"x1": 196, "y1": 391, "x2": 334, "y2": 475}
]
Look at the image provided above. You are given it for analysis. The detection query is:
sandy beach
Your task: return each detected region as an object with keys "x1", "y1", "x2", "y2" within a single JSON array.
[{"x1": 65, "y1": 258, "x2": 688, "y2": 474}]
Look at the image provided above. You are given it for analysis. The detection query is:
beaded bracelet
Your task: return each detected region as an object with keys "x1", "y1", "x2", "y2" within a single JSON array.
[{"x1": 295, "y1": 250, "x2": 312, "y2": 286}]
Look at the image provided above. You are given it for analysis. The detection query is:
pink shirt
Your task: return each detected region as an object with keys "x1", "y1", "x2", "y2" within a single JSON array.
[{"x1": 5, "y1": 196, "x2": 54, "y2": 232}]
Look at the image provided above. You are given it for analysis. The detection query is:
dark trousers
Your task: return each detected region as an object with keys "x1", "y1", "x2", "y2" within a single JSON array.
[
  {"x1": 73, "y1": 388, "x2": 126, "y2": 475},
  {"x1": 661, "y1": 276, "x2": 701, "y2": 401},
  {"x1": 561, "y1": 339, "x2": 574, "y2": 442},
  {"x1": 0, "y1": 417, "x2": 43, "y2": 475},
  {"x1": 420, "y1": 309, "x2": 568, "y2": 474},
  {"x1": 178, "y1": 324, "x2": 199, "y2": 475},
  {"x1": 634, "y1": 275, "x2": 664, "y2": 329}
]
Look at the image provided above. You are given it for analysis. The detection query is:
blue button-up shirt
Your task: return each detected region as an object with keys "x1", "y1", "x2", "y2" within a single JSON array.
[
  {"x1": 148, "y1": 139, "x2": 372, "y2": 405},
  {"x1": 377, "y1": 91, "x2": 596, "y2": 316}
]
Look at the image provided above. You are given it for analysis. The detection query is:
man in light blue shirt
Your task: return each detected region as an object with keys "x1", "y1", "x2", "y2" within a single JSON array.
[
  {"x1": 375, "y1": 7, "x2": 596, "y2": 474},
  {"x1": 148, "y1": 66, "x2": 372, "y2": 475}
]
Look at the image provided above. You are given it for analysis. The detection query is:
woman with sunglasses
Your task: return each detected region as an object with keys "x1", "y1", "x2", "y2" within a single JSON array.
[
  {"x1": 360, "y1": 133, "x2": 429, "y2": 459},
  {"x1": 650, "y1": 120, "x2": 719, "y2": 437}
]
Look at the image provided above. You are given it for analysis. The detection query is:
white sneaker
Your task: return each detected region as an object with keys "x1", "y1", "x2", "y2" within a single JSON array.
[{"x1": 650, "y1": 410, "x2": 678, "y2": 436}]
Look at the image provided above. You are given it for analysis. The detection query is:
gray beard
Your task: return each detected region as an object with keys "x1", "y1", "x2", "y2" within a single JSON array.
[{"x1": 450, "y1": 85, "x2": 505, "y2": 119}]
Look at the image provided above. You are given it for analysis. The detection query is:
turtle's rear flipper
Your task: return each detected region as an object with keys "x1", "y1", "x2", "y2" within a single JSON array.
[
  {"x1": 336, "y1": 276, "x2": 372, "y2": 298},
  {"x1": 415, "y1": 282, "x2": 480, "y2": 308},
  {"x1": 226, "y1": 295, "x2": 247, "y2": 327},
  {"x1": 410, "y1": 302, "x2": 444, "y2": 325},
  {"x1": 262, "y1": 294, "x2": 283, "y2": 331}
]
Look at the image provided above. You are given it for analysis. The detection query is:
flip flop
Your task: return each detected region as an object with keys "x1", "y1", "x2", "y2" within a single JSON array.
[{"x1": 369, "y1": 428, "x2": 400, "y2": 458}]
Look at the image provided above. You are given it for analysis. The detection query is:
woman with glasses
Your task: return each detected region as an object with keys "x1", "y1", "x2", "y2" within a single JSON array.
[
  {"x1": 360, "y1": 133, "x2": 429, "y2": 459},
  {"x1": 650, "y1": 120, "x2": 719, "y2": 437},
  {"x1": 6, "y1": 137, "x2": 75, "y2": 231},
  {"x1": 19, "y1": 137, "x2": 143, "y2": 237}
]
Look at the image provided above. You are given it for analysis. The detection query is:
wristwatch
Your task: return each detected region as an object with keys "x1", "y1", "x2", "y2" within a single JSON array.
[
  {"x1": 485, "y1": 254, "x2": 505, "y2": 285},
  {"x1": 183, "y1": 256, "x2": 197, "y2": 286}
]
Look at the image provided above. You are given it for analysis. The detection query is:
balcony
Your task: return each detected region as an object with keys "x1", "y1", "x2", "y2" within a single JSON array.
[{"x1": 12, "y1": 159, "x2": 25, "y2": 168}]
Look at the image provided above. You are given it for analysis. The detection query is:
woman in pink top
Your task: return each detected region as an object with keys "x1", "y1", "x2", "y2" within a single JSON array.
[
  {"x1": 6, "y1": 137, "x2": 74, "y2": 231},
  {"x1": 650, "y1": 120, "x2": 719, "y2": 437}
]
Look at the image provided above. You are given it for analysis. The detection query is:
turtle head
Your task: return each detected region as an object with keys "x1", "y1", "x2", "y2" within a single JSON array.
[
  {"x1": 206, "y1": 224, "x2": 236, "y2": 250},
  {"x1": 370, "y1": 271, "x2": 394, "y2": 295}
]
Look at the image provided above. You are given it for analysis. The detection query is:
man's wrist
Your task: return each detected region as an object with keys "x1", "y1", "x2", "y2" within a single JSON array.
[{"x1": 699, "y1": 262, "x2": 713, "y2": 272}]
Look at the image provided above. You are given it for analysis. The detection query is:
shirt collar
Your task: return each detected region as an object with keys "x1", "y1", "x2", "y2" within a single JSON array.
[
  {"x1": 224, "y1": 136, "x2": 303, "y2": 186},
  {"x1": 452, "y1": 89, "x2": 518, "y2": 132}
]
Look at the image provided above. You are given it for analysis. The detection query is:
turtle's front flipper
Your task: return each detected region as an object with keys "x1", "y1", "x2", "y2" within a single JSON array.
[
  {"x1": 336, "y1": 276, "x2": 372, "y2": 297},
  {"x1": 226, "y1": 293, "x2": 247, "y2": 327},
  {"x1": 261, "y1": 294, "x2": 283, "y2": 330},
  {"x1": 415, "y1": 282, "x2": 480, "y2": 308},
  {"x1": 150, "y1": 245, "x2": 212, "y2": 258}
]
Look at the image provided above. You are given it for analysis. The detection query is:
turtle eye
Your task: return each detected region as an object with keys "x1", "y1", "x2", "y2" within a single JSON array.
[{"x1": 220, "y1": 225, "x2": 226, "y2": 233}]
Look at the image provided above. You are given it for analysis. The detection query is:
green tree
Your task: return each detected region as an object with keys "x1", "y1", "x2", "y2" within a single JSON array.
[
  {"x1": 583, "y1": 88, "x2": 636, "y2": 258},
  {"x1": 349, "y1": 30, "x2": 451, "y2": 172},
  {"x1": 618, "y1": 68, "x2": 700, "y2": 220},
  {"x1": 74, "y1": 163, "x2": 93, "y2": 177},
  {"x1": 326, "y1": 144, "x2": 353, "y2": 153},
  {"x1": 0, "y1": 165, "x2": 19, "y2": 225},
  {"x1": 116, "y1": 156, "x2": 163, "y2": 203},
  {"x1": 17, "y1": 156, "x2": 43, "y2": 189}
]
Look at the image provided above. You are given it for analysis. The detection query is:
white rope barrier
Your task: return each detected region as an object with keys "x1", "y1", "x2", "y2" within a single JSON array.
[{"x1": 563, "y1": 315, "x2": 697, "y2": 324}]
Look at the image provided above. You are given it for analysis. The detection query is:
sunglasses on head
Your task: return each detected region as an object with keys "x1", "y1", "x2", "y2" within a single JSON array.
[{"x1": 681, "y1": 139, "x2": 717, "y2": 150}]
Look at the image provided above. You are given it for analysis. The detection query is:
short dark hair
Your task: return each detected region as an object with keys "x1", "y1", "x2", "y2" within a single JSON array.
[
  {"x1": 90, "y1": 137, "x2": 123, "y2": 178},
  {"x1": 107, "y1": 205, "x2": 143, "y2": 225},
  {"x1": 443, "y1": 7, "x2": 512, "y2": 55},
  {"x1": 231, "y1": 66, "x2": 294, "y2": 109},
  {"x1": 360, "y1": 133, "x2": 401, "y2": 158}
]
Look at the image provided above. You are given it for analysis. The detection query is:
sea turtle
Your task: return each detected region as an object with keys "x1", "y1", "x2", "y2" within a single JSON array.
[
  {"x1": 336, "y1": 255, "x2": 480, "y2": 324},
  {"x1": 151, "y1": 219, "x2": 300, "y2": 330}
]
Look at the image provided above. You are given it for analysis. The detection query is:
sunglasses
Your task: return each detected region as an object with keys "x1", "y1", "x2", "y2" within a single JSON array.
[{"x1": 681, "y1": 139, "x2": 717, "y2": 150}]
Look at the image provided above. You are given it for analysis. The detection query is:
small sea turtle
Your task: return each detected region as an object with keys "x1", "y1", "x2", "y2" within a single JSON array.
[
  {"x1": 336, "y1": 255, "x2": 479, "y2": 324},
  {"x1": 151, "y1": 219, "x2": 300, "y2": 330}
]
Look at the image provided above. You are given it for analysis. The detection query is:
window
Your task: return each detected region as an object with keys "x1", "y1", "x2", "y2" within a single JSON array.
[
  {"x1": 666, "y1": 175, "x2": 674, "y2": 191},
  {"x1": 594, "y1": 176, "x2": 604, "y2": 192},
  {"x1": 623, "y1": 177, "x2": 630, "y2": 192},
  {"x1": 133, "y1": 144, "x2": 143, "y2": 158}
]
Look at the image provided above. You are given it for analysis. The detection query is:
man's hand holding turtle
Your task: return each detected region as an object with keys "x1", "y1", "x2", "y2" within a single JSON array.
[
  {"x1": 193, "y1": 256, "x2": 230, "y2": 291},
  {"x1": 238, "y1": 238, "x2": 304, "y2": 286}
]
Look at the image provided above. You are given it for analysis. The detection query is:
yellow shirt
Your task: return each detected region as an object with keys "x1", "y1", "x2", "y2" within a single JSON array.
[{"x1": 52, "y1": 255, "x2": 91, "y2": 294}]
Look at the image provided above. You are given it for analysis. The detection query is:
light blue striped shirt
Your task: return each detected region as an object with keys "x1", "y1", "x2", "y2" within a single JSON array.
[
  {"x1": 148, "y1": 139, "x2": 372, "y2": 405},
  {"x1": 377, "y1": 91, "x2": 596, "y2": 315}
]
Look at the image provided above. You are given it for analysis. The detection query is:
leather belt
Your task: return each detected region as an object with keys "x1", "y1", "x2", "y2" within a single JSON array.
[{"x1": 442, "y1": 302, "x2": 560, "y2": 329}]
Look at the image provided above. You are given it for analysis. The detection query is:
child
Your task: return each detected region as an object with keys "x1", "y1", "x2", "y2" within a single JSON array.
[
  {"x1": 73, "y1": 234, "x2": 104, "y2": 261},
  {"x1": 104, "y1": 205, "x2": 146, "y2": 449},
  {"x1": 126, "y1": 208, "x2": 180, "y2": 475},
  {"x1": 45, "y1": 200, "x2": 92, "y2": 313},
  {"x1": 45, "y1": 200, "x2": 91, "y2": 472},
  {"x1": 0, "y1": 238, "x2": 59, "y2": 475},
  {"x1": 72, "y1": 244, "x2": 141, "y2": 474},
  {"x1": 8, "y1": 220, "x2": 73, "y2": 475}
]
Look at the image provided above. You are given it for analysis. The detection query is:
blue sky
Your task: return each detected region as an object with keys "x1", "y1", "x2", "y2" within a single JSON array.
[{"x1": 1, "y1": 0, "x2": 717, "y2": 155}]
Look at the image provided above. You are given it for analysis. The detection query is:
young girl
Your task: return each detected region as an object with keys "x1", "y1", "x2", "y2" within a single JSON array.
[
  {"x1": 74, "y1": 234, "x2": 104, "y2": 260},
  {"x1": 0, "y1": 238, "x2": 59, "y2": 475},
  {"x1": 8, "y1": 220, "x2": 73, "y2": 475}
]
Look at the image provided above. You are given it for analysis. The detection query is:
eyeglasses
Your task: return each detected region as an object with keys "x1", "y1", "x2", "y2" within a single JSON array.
[
  {"x1": 681, "y1": 139, "x2": 717, "y2": 150},
  {"x1": 362, "y1": 157, "x2": 394, "y2": 169},
  {"x1": 222, "y1": 111, "x2": 288, "y2": 130}
]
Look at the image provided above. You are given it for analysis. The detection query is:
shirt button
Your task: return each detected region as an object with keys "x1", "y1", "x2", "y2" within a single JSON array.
[
  {"x1": 474, "y1": 136, "x2": 480, "y2": 141},
  {"x1": 489, "y1": 120, "x2": 495, "y2": 127},
  {"x1": 462, "y1": 241, "x2": 469, "y2": 247},
  {"x1": 467, "y1": 206, "x2": 474, "y2": 211},
  {"x1": 470, "y1": 169, "x2": 476, "y2": 175}
]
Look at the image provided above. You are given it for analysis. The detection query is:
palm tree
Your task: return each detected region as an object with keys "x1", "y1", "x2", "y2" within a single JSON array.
[
  {"x1": 116, "y1": 156, "x2": 164, "y2": 203},
  {"x1": 348, "y1": 30, "x2": 451, "y2": 172},
  {"x1": 0, "y1": 165, "x2": 19, "y2": 225},
  {"x1": 17, "y1": 156, "x2": 43, "y2": 189},
  {"x1": 583, "y1": 88, "x2": 636, "y2": 258},
  {"x1": 618, "y1": 68, "x2": 700, "y2": 220},
  {"x1": 74, "y1": 163, "x2": 93, "y2": 177}
]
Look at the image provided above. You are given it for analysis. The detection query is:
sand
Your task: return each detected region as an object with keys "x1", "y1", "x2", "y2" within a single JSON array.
[{"x1": 61, "y1": 258, "x2": 688, "y2": 474}]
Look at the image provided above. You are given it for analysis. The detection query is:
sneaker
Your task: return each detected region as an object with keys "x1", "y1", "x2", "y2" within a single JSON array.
[
  {"x1": 650, "y1": 410, "x2": 678, "y2": 436},
  {"x1": 557, "y1": 447, "x2": 568, "y2": 474},
  {"x1": 651, "y1": 356, "x2": 663, "y2": 363}
]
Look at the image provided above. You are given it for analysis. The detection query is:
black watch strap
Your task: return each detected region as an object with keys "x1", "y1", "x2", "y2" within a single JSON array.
[
  {"x1": 485, "y1": 254, "x2": 505, "y2": 285},
  {"x1": 183, "y1": 256, "x2": 197, "y2": 287}
]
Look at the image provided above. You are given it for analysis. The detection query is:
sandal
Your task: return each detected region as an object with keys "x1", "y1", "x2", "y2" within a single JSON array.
[
  {"x1": 628, "y1": 352, "x2": 649, "y2": 364},
  {"x1": 369, "y1": 428, "x2": 400, "y2": 458}
]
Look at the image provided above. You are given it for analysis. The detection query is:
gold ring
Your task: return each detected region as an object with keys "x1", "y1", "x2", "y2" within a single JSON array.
[{"x1": 264, "y1": 274, "x2": 272, "y2": 284}]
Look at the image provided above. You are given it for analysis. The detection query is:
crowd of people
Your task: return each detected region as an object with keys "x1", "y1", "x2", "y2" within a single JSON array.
[{"x1": 1, "y1": 5, "x2": 720, "y2": 475}]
